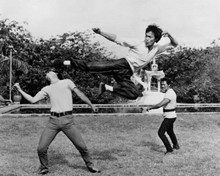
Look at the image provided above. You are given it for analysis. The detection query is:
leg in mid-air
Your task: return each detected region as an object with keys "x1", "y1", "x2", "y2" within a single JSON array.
[
  {"x1": 53, "y1": 58, "x2": 144, "y2": 100},
  {"x1": 101, "y1": 68, "x2": 144, "y2": 100}
]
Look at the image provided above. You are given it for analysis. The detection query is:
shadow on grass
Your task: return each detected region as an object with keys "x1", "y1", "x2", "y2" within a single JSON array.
[
  {"x1": 48, "y1": 150, "x2": 88, "y2": 172},
  {"x1": 136, "y1": 140, "x2": 164, "y2": 153},
  {"x1": 49, "y1": 150, "x2": 70, "y2": 165},
  {"x1": 48, "y1": 147, "x2": 129, "y2": 171},
  {"x1": 92, "y1": 148, "x2": 130, "y2": 160}
]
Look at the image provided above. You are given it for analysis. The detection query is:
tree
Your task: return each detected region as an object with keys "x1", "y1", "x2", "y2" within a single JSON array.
[
  {"x1": 0, "y1": 19, "x2": 116, "y2": 105},
  {"x1": 0, "y1": 19, "x2": 30, "y2": 99},
  {"x1": 158, "y1": 45, "x2": 220, "y2": 103},
  {"x1": 45, "y1": 31, "x2": 116, "y2": 104}
]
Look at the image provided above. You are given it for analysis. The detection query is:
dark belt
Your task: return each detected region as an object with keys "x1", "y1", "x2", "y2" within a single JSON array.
[
  {"x1": 51, "y1": 111, "x2": 72, "y2": 117},
  {"x1": 163, "y1": 108, "x2": 176, "y2": 112}
]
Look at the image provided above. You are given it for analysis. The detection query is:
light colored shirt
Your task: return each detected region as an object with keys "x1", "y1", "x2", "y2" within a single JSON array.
[
  {"x1": 114, "y1": 37, "x2": 172, "y2": 73},
  {"x1": 36, "y1": 79, "x2": 76, "y2": 112},
  {"x1": 163, "y1": 88, "x2": 177, "y2": 118}
]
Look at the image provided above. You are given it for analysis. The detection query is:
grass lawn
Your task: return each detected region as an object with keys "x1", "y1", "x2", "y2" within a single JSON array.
[{"x1": 0, "y1": 113, "x2": 220, "y2": 176}]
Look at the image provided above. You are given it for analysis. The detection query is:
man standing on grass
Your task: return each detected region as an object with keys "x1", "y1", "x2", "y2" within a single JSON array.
[
  {"x1": 14, "y1": 70, "x2": 100, "y2": 175},
  {"x1": 53, "y1": 24, "x2": 178, "y2": 100},
  {"x1": 146, "y1": 77, "x2": 180, "y2": 154}
]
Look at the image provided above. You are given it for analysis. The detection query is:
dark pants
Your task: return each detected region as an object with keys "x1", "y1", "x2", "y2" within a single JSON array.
[
  {"x1": 158, "y1": 118, "x2": 178, "y2": 152},
  {"x1": 37, "y1": 115, "x2": 94, "y2": 171},
  {"x1": 70, "y1": 58, "x2": 143, "y2": 100}
]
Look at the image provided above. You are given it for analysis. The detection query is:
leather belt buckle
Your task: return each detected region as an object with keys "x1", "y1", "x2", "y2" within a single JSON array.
[
  {"x1": 51, "y1": 111, "x2": 72, "y2": 117},
  {"x1": 163, "y1": 108, "x2": 176, "y2": 112}
]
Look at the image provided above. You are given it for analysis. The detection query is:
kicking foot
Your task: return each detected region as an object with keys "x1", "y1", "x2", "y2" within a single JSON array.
[{"x1": 63, "y1": 60, "x2": 71, "y2": 65}]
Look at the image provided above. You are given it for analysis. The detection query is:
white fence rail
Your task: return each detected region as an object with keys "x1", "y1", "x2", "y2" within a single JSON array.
[
  {"x1": 13, "y1": 103, "x2": 220, "y2": 108},
  {"x1": 1, "y1": 103, "x2": 220, "y2": 114}
]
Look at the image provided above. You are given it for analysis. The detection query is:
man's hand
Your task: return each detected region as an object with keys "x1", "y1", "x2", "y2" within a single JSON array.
[
  {"x1": 162, "y1": 30, "x2": 178, "y2": 47},
  {"x1": 162, "y1": 31, "x2": 170, "y2": 37},
  {"x1": 5, "y1": 99, "x2": 12, "y2": 103},
  {"x1": 14, "y1": 83, "x2": 21, "y2": 91},
  {"x1": 91, "y1": 105, "x2": 99, "y2": 113},
  {"x1": 145, "y1": 106, "x2": 152, "y2": 112},
  {"x1": 92, "y1": 28, "x2": 101, "y2": 34},
  {"x1": 4, "y1": 99, "x2": 12, "y2": 105}
]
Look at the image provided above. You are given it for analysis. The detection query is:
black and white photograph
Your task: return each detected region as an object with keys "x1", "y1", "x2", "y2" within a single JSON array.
[{"x1": 0, "y1": 0, "x2": 220, "y2": 175}]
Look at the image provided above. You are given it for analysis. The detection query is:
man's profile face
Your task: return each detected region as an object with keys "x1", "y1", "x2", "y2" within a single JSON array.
[
  {"x1": 144, "y1": 31, "x2": 156, "y2": 47},
  {"x1": 161, "y1": 81, "x2": 169, "y2": 93}
]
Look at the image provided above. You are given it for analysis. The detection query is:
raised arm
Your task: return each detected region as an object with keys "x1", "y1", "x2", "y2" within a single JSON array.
[
  {"x1": 147, "y1": 98, "x2": 170, "y2": 111},
  {"x1": 92, "y1": 28, "x2": 116, "y2": 42},
  {"x1": 162, "y1": 31, "x2": 178, "y2": 47},
  {"x1": 14, "y1": 83, "x2": 45, "y2": 104}
]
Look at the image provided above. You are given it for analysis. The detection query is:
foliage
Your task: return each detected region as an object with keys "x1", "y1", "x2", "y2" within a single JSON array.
[
  {"x1": 46, "y1": 31, "x2": 115, "y2": 103},
  {"x1": 1, "y1": 18, "x2": 220, "y2": 104},
  {"x1": 157, "y1": 45, "x2": 220, "y2": 103},
  {"x1": 0, "y1": 18, "x2": 115, "y2": 104},
  {"x1": 0, "y1": 19, "x2": 31, "y2": 98}
]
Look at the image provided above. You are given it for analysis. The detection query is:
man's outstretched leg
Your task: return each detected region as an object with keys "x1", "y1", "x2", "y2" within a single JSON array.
[
  {"x1": 53, "y1": 58, "x2": 144, "y2": 100},
  {"x1": 53, "y1": 58, "x2": 129, "y2": 73}
]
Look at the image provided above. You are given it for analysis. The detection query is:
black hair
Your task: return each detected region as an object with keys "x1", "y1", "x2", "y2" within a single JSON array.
[
  {"x1": 57, "y1": 72, "x2": 63, "y2": 80},
  {"x1": 52, "y1": 58, "x2": 64, "y2": 68},
  {"x1": 51, "y1": 58, "x2": 65, "y2": 79},
  {"x1": 145, "y1": 24, "x2": 163, "y2": 43},
  {"x1": 161, "y1": 77, "x2": 171, "y2": 85}
]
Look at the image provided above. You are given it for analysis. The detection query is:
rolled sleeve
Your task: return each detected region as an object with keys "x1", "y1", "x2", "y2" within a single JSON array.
[{"x1": 66, "y1": 79, "x2": 76, "y2": 90}]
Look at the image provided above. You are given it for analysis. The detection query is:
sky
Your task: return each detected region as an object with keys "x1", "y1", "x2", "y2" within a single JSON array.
[{"x1": 1, "y1": 0, "x2": 220, "y2": 56}]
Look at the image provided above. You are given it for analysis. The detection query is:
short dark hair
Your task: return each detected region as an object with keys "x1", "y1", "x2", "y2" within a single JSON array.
[
  {"x1": 145, "y1": 24, "x2": 163, "y2": 43},
  {"x1": 52, "y1": 58, "x2": 64, "y2": 68},
  {"x1": 161, "y1": 77, "x2": 171, "y2": 85}
]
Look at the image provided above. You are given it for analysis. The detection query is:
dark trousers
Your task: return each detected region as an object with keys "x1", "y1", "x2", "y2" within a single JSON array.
[
  {"x1": 70, "y1": 58, "x2": 143, "y2": 100},
  {"x1": 158, "y1": 118, "x2": 178, "y2": 152},
  {"x1": 37, "y1": 115, "x2": 94, "y2": 170}
]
